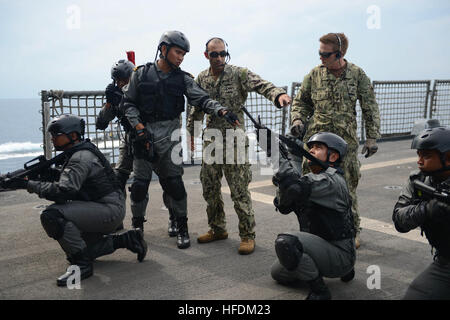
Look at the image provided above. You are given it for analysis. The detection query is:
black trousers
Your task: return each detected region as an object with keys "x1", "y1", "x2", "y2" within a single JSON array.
[{"x1": 403, "y1": 257, "x2": 450, "y2": 300}]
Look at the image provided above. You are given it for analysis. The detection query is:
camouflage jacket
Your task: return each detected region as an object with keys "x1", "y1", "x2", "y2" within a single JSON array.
[
  {"x1": 187, "y1": 64, "x2": 286, "y2": 136},
  {"x1": 290, "y1": 61, "x2": 380, "y2": 144}
]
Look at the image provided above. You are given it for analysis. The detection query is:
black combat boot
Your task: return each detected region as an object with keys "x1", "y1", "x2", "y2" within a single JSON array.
[
  {"x1": 306, "y1": 276, "x2": 331, "y2": 300},
  {"x1": 168, "y1": 217, "x2": 178, "y2": 237},
  {"x1": 340, "y1": 268, "x2": 355, "y2": 283},
  {"x1": 168, "y1": 209, "x2": 178, "y2": 237},
  {"x1": 132, "y1": 217, "x2": 147, "y2": 231},
  {"x1": 57, "y1": 249, "x2": 93, "y2": 287},
  {"x1": 113, "y1": 229, "x2": 148, "y2": 262},
  {"x1": 176, "y1": 217, "x2": 190, "y2": 249}
]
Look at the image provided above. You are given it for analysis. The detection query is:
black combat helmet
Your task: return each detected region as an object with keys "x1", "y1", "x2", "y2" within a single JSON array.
[
  {"x1": 307, "y1": 132, "x2": 348, "y2": 160},
  {"x1": 111, "y1": 59, "x2": 135, "y2": 81},
  {"x1": 411, "y1": 127, "x2": 450, "y2": 153},
  {"x1": 47, "y1": 114, "x2": 85, "y2": 139},
  {"x1": 158, "y1": 30, "x2": 190, "y2": 52},
  {"x1": 411, "y1": 127, "x2": 450, "y2": 174}
]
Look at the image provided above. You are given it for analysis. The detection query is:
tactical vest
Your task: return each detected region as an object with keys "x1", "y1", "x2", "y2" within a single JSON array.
[
  {"x1": 412, "y1": 172, "x2": 450, "y2": 258},
  {"x1": 302, "y1": 202, "x2": 355, "y2": 241},
  {"x1": 62, "y1": 140, "x2": 121, "y2": 201},
  {"x1": 299, "y1": 169, "x2": 355, "y2": 241},
  {"x1": 136, "y1": 63, "x2": 186, "y2": 122}
]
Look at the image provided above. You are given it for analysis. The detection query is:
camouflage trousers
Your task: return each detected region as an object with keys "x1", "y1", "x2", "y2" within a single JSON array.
[
  {"x1": 303, "y1": 144, "x2": 361, "y2": 233},
  {"x1": 200, "y1": 162, "x2": 256, "y2": 240}
]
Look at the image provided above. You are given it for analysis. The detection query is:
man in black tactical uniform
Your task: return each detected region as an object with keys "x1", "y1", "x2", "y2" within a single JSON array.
[
  {"x1": 271, "y1": 132, "x2": 356, "y2": 300},
  {"x1": 393, "y1": 127, "x2": 450, "y2": 299},
  {"x1": 2, "y1": 115, "x2": 147, "y2": 287},
  {"x1": 122, "y1": 30, "x2": 239, "y2": 249},
  {"x1": 96, "y1": 58, "x2": 136, "y2": 191},
  {"x1": 96, "y1": 59, "x2": 178, "y2": 237}
]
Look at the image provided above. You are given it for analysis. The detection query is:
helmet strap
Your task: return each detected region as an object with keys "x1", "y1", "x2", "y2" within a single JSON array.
[
  {"x1": 421, "y1": 153, "x2": 450, "y2": 176},
  {"x1": 54, "y1": 134, "x2": 74, "y2": 151},
  {"x1": 159, "y1": 44, "x2": 178, "y2": 70}
]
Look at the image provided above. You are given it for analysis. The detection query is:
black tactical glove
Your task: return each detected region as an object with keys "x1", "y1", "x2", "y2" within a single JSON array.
[
  {"x1": 132, "y1": 129, "x2": 156, "y2": 161},
  {"x1": 2, "y1": 177, "x2": 28, "y2": 190},
  {"x1": 222, "y1": 110, "x2": 239, "y2": 126},
  {"x1": 273, "y1": 193, "x2": 295, "y2": 215},
  {"x1": 105, "y1": 83, "x2": 123, "y2": 106},
  {"x1": 95, "y1": 117, "x2": 109, "y2": 131},
  {"x1": 426, "y1": 199, "x2": 450, "y2": 223}
]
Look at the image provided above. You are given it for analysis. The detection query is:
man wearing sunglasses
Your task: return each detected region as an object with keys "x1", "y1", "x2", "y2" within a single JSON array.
[
  {"x1": 187, "y1": 37, "x2": 291, "y2": 255},
  {"x1": 289, "y1": 33, "x2": 380, "y2": 249}
]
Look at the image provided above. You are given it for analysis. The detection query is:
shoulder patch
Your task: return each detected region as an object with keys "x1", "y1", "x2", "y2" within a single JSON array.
[{"x1": 133, "y1": 64, "x2": 145, "y2": 72}]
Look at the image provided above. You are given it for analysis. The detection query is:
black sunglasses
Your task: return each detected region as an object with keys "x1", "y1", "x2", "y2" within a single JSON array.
[
  {"x1": 208, "y1": 51, "x2": 227, "y2": 58},
  {"x1": 318, "y1": 50, "x2": 338, "y2": 58}
]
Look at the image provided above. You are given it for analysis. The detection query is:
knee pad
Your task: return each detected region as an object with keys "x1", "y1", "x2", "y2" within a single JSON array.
[
  {"x1": 160, "y1": 176, "x2": 186, "y2": 201},
  {"x1": 275, "y1": 233, "x2": 303, "y2": 271},
  {"x1": 129, "y1": 179, "x2": 150, "y2": 202},
  {"x1": 40, "y1": 209, "x2": 66, "y2": 240}
]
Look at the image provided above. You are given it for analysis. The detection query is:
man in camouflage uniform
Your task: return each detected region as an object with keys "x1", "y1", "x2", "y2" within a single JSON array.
[
  {"x1": 290, "y1": 33, "x2": 380, "y2": 249},
  {"x1": 187, "y1": 37, "x2": 291, "y2": 254}
]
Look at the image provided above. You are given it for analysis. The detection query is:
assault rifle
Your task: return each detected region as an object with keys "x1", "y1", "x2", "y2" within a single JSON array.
[
  {"x1": 413, "y1": 180, "x2": 450, "y2": 204},
  {"x1": 0, "y1": 153, "x2": 66, "y2": 190},
  {"x1": 241, "y1": 106, "x2": 328, "y2": 170}
]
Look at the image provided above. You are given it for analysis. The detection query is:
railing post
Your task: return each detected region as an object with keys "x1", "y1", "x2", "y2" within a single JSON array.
[{"x1": 40, "y1": 90, "x2": 52, "y2": 159}]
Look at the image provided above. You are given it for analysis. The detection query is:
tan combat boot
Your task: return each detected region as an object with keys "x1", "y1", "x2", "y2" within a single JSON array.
[
  {"x1": 238, "y1": 238, "x2": 255, "y2": 255},
  {"x1": 197, "y1": 229, "x2": 228, "y2": 243}
]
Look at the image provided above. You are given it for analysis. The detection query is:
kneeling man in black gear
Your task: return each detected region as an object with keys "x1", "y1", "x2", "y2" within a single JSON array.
[
  {"x1": 3, "y1": 114, "x2": 147, "y2": 287},
  {"x1": 271, "y1": 132, "x2": 356, "y2": 300},
  {"x1": 393, "y1": 127, "x2": 450, "y2": 300}
]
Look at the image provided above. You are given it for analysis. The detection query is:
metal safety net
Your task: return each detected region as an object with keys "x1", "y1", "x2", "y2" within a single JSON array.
[
  {"x1": 373, "y1": 81, "x2": 431, "y2": 138},
  {"x1": 430, "y1": 80, "x2": 450, "y2": 127},
  {"x1": 41, "y1": 80, "x2": 450, "y2": 166},
  {"x1": 41, "y1": 90, "x2": 123, "y2": 165}
]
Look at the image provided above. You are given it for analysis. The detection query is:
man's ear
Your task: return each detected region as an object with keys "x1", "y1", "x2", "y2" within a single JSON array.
[
  {"x1": 445, "y1": 151, "x2": 450, "y2": 166},
  {"x1": 204, "y1": 51, "x2": 209, "y2": 60},
  {"x1": 161, "y1": 44, "x2": 167, "y2": 56},
  {"x1": 329, "y1": 151, "x2": 340, "y2": 163},
  {"x1": 71, "y1": 132, "x2": 79, "y2": 141}
]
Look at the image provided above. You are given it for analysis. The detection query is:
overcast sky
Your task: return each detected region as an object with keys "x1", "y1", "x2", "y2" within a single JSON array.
[{"x1": 1, "y1": 0, "x2": 449, "y2": 99}]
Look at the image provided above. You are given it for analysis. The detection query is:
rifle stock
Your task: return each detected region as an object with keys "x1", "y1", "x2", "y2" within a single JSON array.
[{"x1": 413, "y1": 180, "x2": 450, "y2": 204}]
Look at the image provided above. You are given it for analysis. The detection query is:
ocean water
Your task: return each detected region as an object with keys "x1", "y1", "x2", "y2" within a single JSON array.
[{"x1": 0, "y1": 99, "x2": 43, "y2": 174}]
